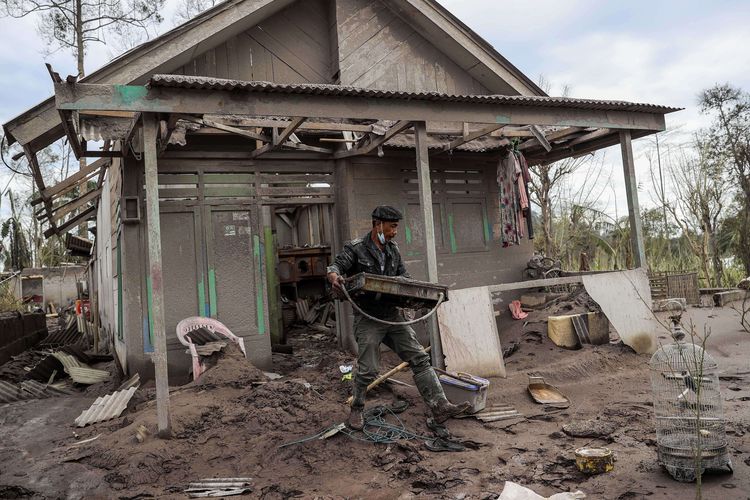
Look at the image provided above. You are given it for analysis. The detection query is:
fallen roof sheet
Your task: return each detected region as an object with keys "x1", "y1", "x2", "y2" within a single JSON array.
[
  {"x1": 0, "y1": 379, "x2": 72, "y2": 404},
  {"x1": 67, "y1": 366, "x2": 111, "y2": 385},
  {"x1": 75, "y1": 386, "x2": 137, "y2": 427},
  {"x1": 149, "y1": 75, "x2": 682, "y2": 115},
  {"x1": 193, "y1": 342, "x2": 228, "y2": 356},
  {"x1": 51, "y1": 351, "x2": 86, "y2": 372},
  {"x1": 39, "y1": 323, "x2": 82, "y2": 347},
  {"x1": 117, "y1": 373, "x2": 141, "y2": 391}
]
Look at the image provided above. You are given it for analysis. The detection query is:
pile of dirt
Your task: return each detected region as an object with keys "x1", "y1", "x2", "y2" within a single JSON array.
[{"x1": 195, "y1": 343, "x2": 268, "y2": 388}]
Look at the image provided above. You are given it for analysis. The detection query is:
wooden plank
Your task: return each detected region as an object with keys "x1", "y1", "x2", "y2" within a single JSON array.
[
  {"x1": 34, "y1": 158, "x2": 108, "y2": 204},
  {"x1": 178, "y1": 115, "x2": 271, "y2": 142},
  {"x1": 529, "y1": 125, "x2": 552, "y2": 152},
  {"x1": 487, "y1": 275, "x2": 584, "y2": 293},
  {"x1": 142, "y1": 113, "x2": 172, "y2": 438},
  {"x1": 620, "y1": 130, "x2": 646, "y2": 268},
  {"x1": 43, "y1": 205, "x2": 95, "y2": 238},
  {"x1": 50, "y1": 188, "x2": 102, "y2": 223},
  {"x1": 566, "y1": 128, "x2": 612, "y2": 147},
  {"x1": 23, "y1": 146, "x2": 58, "y2": 235},
  {"x1": 334, "y1": 120, "x2": 413, "y2": 159},
  {"x1": 248, "y1": 25, "x2": 325, "y2": 82},
  {"x1": 274, "y1": 117, "x2": 306, "y2": 145},
  {"x1": 441, "y1": 124, "x2": 505, "y2": 152},
  {"x1": 414, "y1": 120, "x2": 443, "y2": 369},
  {"x1": 437, "y1": 286, "x2": 506, "y2": 378}
]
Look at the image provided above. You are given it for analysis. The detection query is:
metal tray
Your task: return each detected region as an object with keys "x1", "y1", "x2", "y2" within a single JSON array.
[{"x1": 344, "y1": 273, "x2": 449, "y2": 308}]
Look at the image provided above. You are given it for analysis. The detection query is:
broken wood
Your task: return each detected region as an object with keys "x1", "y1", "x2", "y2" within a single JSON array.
[
  {"x1": 441, "y1": 124, "x2": 506, "y2": 152},
  {"x1": 334, "y1": 120, "x2": 412, "y2": 159},
  {"x1": 345, "y1": 346, "x2": 432, "y2": 405}
]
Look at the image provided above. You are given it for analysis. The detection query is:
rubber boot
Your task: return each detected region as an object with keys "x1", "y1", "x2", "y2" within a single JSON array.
[
  {"x1": 348, "y1": 385, "x2": 366, "y2": 430},
  {"x1": 414, "y1": 369, "x2": 471, "y2": 423}
]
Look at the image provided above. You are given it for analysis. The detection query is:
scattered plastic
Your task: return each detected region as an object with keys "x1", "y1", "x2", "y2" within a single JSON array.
[{"x1": 499, "y1": 481, "x2": 586, "y2": 500}]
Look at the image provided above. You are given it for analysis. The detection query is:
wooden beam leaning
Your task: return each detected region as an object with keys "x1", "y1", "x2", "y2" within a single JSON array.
[
  {"x1": 414, "y1": 121, "x2": 444, "y2": 370},
  {"x1": 518, "y1": 126, "x2": 585, "y2": 151},
  {"x1": 178, "y1": 115, "x2": 271, "y2": 142},
  {"x1": 48, "y1": 188, "x2": 102, "y2": 224},
  {"x1": 334, "y1": 121, "x2": 413, "y2": 159},
  {"x1": 619, "y1": 130, "x2": 646, "y2": 268},
  {"x1": 22, "y1": 145, "x2": 59, "y2": 235},
  {"x1": 529, "y1": 125, "x2": 552, "y2": 152},
  {"x1": 274, "y1": 117, "x2": 306, "y2": 145},
  {"x1": 43, "y1": 205, "x2": 95, "y2": 238},
  {"x1": 33, "y1": 158, "x2": 108, "y2": 205},
  {"x1": 52, "y1": 83, "x2": 669, "y2": 132},
  {"x1": 440, "y1": 124, "x2": 506, "y2": 153},
  {"x1": 142, "y1": 113, "x2": 172, "y2": 438}
]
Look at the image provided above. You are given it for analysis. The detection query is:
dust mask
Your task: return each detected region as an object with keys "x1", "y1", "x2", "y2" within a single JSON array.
[{"x1": 377, "y1": 223, "x2": 386, "y2": 245}]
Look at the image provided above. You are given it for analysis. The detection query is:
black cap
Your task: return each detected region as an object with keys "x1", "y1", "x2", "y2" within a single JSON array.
[{"x1": 372, "y1": 205, "x2": 403, "y2": 222}]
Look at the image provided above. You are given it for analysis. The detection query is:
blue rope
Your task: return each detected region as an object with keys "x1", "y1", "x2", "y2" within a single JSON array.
[{"x1": 278, "y1": 405, "x2": 430, "y2": 448}]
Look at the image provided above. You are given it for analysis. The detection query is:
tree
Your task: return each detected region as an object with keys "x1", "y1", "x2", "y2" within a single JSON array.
[
  {"x1": 173, "y1": 0, "x2": 218, "y2": 24},
  {"x1": 649, "y1": 139, "x2": 728, "y2": 287},
  {"x1": 1, "y1": 0, "x2": 165, "y2": 77},
  {"x1": 699, "y1": 84, "x2": 750, "y2": 276},
  {"x1": 528, "y1": 156, "x2": 588, "y2": 257},
  {"x1": 1, "y1": 190, "x2": 32, "y2": 271}
]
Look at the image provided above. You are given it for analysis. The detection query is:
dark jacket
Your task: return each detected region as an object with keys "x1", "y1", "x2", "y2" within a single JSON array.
[{"x1": 327, "y1": 232, "x2": 410, "y2": 317}]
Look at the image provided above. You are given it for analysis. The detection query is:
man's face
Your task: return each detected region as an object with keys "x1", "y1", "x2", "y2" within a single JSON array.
[{"x1": 378, "y1": 221, "x2": 399, "y2": 241}]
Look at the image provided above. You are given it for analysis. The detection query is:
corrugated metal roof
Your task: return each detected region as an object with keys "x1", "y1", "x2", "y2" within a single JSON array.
[
  {"x1": 67, "y1": 366, "x2": 111, "y2": 385},
  {"x1": 39, "y1": 323, "x2": 82, "y2": 347},
  {"x1": 51, "y1": 351, "x2": 86, "y2": 371},
  {"x1": 193, "y1": 342, "x2": 228, "y2": 356},
  {"x1": 75, "y1": 386, "x2": 137, "y2": 427},
  {"x1": 0, "y1": 380, "x2": 26, "y2": 403},
  {"x1": 0, "y1": 379, "x2": 72, "y2": 403},
  {"x1": 149, "y1": 75, "x2": 682, "y2": 115}
]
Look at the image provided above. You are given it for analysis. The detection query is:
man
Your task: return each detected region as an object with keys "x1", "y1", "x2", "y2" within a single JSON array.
[{"x1": 327, "y1": 205, "x2": 470, "y2": 430}]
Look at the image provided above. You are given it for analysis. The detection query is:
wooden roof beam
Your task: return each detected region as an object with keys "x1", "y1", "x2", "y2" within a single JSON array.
[
  {"x1": 54, "y1": 83, "x2": 668, "y2": 131},
  {"x1": 48, "y1": 188, "x2": 103, "y2": 224},
  {"x1": 31, "y1": 158, "x2": 108, "y2": 206},
  {"x1": 334, "y1": 121, "x2": 413, "y2": 159},
  {"x1": 274, "y1": 117, "x2": 306, "y2": 146},
  {"x1": 43, "y1": 203, "x2": 96, "y2": 238},
  {"x1": 439, "y1": 124, "x2": 506, "y2": 153}
]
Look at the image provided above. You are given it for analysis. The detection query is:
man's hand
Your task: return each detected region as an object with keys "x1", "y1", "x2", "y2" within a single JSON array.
[{"x1": 327, "y1": 272, "x2": 345, "y2": 294}]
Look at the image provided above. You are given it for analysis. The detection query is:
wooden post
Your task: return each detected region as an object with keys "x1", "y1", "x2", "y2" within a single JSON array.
[
  {"x1": 143, "y1": 113, "x2": 172, "y2": 438},
  {"x1": 620, "y1": 130, "x2": 646, "y2": 269},
  {"x1": 415, "y1": 121, "x2": 444, "y2": 369}
]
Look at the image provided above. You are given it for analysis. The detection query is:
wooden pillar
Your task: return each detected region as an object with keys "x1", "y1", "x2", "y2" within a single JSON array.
[
  {"x1": 415, "y1": 121, "x2": 444, "y2": 369},
  {"x1": 620, "y1": 130, "x2": 646, "y2": 269},
  {"x1": 143, "y1": 113, "x2": 172, "y2": 438}
]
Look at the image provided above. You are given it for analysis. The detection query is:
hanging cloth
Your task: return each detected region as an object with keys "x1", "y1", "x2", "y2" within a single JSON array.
[{"x1": 497, "y1": 153, "x2": 520, "y2": 246}]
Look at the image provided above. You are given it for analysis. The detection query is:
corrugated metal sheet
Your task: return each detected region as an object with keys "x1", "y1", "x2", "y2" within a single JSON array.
[
  {"x1": 0, "y1": 379, "x2": 72, "y2": 403},
  {"x1": 186, "y1": 328, "x2": 224, "y2": 345},
  {"x1": 117, "y1": 373, "x2": 140, "y2": 391},
  {"x1": 149, "y1": 75, "x2": 682, "y2": 114},
  {"x1": 193, "y1": 342, "x2": 227, "y2": 356},
  {"x1": 74, "y1": 386, "x2": 137, "y2": 427},
  {"x1": 67, "y1": 366, "x2": 111, "y2": 385},
  {"x1": 0, "y1": 380, "x2": 26, "y2": 403},
  {"x1": 39, "y1": 323, "x2": 82, "y2": 347},
  {"x1": 51, "y1": 351, "x2": 86, "y2": 371}
]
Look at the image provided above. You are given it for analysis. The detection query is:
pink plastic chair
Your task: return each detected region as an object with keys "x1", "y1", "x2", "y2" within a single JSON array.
[{"x1": 176, "y1": 317, "x2": 247, "y2": 380}]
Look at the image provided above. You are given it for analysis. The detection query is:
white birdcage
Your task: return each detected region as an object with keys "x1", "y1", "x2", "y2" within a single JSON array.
[{"x1": 649, "y1": 340, "x2": 732, "y2": 482}]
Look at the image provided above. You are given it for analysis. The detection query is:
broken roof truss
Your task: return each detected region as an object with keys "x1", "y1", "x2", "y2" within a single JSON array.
[{"x1": 26, "y1": 73, "x2": 679, "y2": 239}]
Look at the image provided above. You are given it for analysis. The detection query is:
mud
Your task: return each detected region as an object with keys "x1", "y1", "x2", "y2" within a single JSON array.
[{"x1": 1, "y1": 308, "x2": 749, "y2": 499}]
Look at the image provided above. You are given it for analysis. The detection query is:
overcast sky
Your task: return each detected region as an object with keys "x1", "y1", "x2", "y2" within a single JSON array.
[{"x1": 1, "y1": 0, "x2": 750, "y2": 218}]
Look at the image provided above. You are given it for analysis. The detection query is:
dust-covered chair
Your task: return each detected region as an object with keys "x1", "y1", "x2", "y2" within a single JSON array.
[{"x1": 176, "y1": 317, "x2": 247, "y2": 380}]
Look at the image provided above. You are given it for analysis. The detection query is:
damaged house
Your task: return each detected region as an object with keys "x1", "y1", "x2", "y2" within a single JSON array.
[{"x1": 2, "y1": 0, "x2": 678, "y2": 383}]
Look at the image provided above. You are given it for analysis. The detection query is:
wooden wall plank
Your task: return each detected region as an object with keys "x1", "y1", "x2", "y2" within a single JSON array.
[{"x1": 336, "y1": 0, "x2": 490, "y2": 94}]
